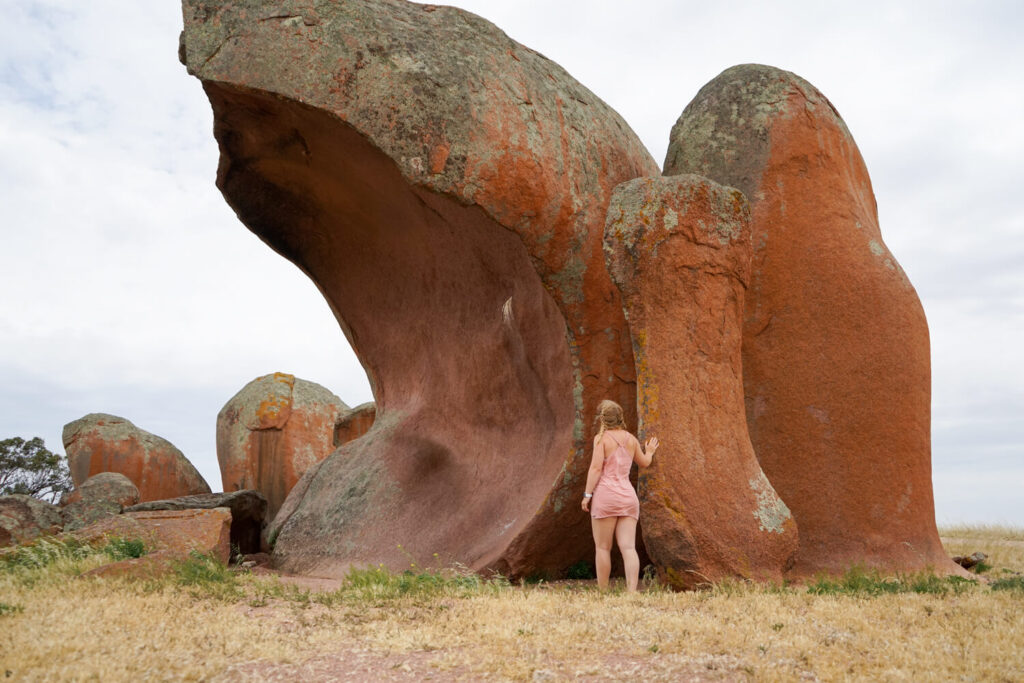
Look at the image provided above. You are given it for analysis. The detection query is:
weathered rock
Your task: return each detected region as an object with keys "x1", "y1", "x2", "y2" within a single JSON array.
[
  {"x1": 125, "y1": 490, "x2": 267, "y2": 555},
  {"x1": 952, "y1": 552, "x2": 987, "y2": 570},
  {"x1": 0, "y1": 495, "x2": 63, "y2": 547},
  {"x1": 62, "y1": 414, "x2": 211, "y2": 503},
  {"x1": 61, "y1": 472, "x2": 140, "y2": 531},
  {"x1": 334, "y1": 402, "x2": 376, "y2": 447},
  {"x1": 182, "y1": 0, "x2": 657, "y2": 578},
  {"x1": 604, "y1": 175, "x2": 798, "y2": 588},
  {"x1": 72, "y1": 508, "x2": 232, "y2": 564},
  {"x1": 217, "y1": 373, "x2": 346, "y2": 520},
  {"x1": 64, "y1": 471, "x2": 139, "y2": 507},
  {"x1": 664, "y1": 64, "x2": 952, "y2": 574}
]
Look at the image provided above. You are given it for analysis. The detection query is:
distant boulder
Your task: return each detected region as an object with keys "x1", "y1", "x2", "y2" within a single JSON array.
[
  {"x1": 61, "y1": 472, "x2": 140, "y2": 532},
  {"x1": 334, "y1": 402, "x2": 376, "y2": 447},
  {"x1": 217, "y1": 373, "x2": 346, "y2": 519},
  {"x1": 0, "y1": 494, "x2": 63, "y2": 547},
  {"x1": 62, "y1": 414, "x2": 211, "y2": 502}
]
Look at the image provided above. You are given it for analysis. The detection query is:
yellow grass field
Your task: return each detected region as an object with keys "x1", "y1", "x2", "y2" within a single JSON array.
[{"x1": 1, "y1": 526, "x2": 1022, "y2": 681}]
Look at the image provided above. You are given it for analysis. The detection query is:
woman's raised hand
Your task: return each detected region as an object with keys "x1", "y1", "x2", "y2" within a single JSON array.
[{"x1": 645, "y1": 436, "x2": 660, "y2": 455}]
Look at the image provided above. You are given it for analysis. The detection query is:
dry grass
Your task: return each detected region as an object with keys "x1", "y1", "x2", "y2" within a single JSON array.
[{"x1": 1, "y1": 529, "x2": 1022, "y2": 681}]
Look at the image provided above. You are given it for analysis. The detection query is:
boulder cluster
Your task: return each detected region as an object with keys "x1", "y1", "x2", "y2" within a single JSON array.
[
  {"x1": 2, "y1": 373, "x2": 371, "y2": 576},
  {"x1": 174, "y1": 0, "x2": 959, "y2": 585}
]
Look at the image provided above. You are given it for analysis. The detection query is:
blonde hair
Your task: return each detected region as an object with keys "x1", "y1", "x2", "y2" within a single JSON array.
[{"x1": 594, "y1": 399, "x2": 626, "y2": 440}]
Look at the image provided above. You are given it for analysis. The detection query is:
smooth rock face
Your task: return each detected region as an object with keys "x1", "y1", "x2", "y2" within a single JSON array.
[
  {"x1": 0, "y1": 495, "x2": 62, "y2": 547},
  {"x1": 62, "y1": 414, "x2": 211, "y2": 503},
  {"x1": 182, "y1": 0, "x2": 657, "y2": 577},
  {"x1": 605, "y1": 175, "x2": 798, "y2": 588},
  {"x1": 334, "y1": 402, "x2": 376, "y2": 447},
  {"x1": 125, "y1": 490, "x2": 267, "y2": 555},
  {"x1": 664, "y1": 64, "x2": 950, "y2": 574},
  {"x1": 217, "y1": 373, "x2": 346, "y2": 520}
]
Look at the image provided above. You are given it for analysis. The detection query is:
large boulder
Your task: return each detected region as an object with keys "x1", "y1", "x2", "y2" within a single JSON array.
[
  {"x1": 61, "y1": 472, "x2": 140, "y2": 532},
  {"x1": 605, "y1": 174, "x2": 798, "y2": 588},
  {"x1": 125, "y1": 490, "x2": 267, "y2": 555},
  {"x1": 62, "y1": 414, "x2": 211, "y2": 503},
  {"x1": 182, "y1": 0, "x2": 658, "y2": 578},
  {"x1": 664, "y1": 64, "x2": 952, "y2": 574},
  {"x1": 0, "y1": 495, "x2": 62, "y2": 547},
  {"x1": 216, "y1": 373, "x2": 346, "y2": 519}
]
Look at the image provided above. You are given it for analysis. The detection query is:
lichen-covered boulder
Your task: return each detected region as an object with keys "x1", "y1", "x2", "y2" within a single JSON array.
[
  {"x1": 125, "y1": 490, "x2": 267, "y2": 555},
  {"x1": 61, "y1": 472, "x2": 140, "y2": 532},
  {"x1": 73, "y1": 508, "x2": 232, "y2": 565},
  {"x1": 62, "y1": 414, "x2": 211, "y2": 503},
  {"x1": 605, "y1": 174, "x2": 798, "y2": 588},
  {"x1": 664, "y1": 64, "x2": 952, "y2": 574},
  {"x1": 182, "y1": 0, "x2": 657, "y2": 578},
  {"x1": 0, "y1": 495, "x2": 62, "y2": 547},
  {"x1": 217, "y1": 373, "x2": 346, "y2": 520}
]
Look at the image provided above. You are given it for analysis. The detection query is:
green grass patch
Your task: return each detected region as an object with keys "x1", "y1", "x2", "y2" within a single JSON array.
[
  {"x1": 807, "y1": 566, "x2": 977, "y2": 597},
  {"x1": 990, "y1": 575, "x2": 1024, "y2": 593},
  {"x1": 0, "y1": 601, "x2": 24, "y2": 616}
]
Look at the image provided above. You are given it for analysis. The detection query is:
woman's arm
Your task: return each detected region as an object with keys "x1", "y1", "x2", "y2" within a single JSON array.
[
  {"x1": 634, "y1": 435, "x2": 659, "y2": 468},
  {"x1": 581, "y1": 436, "x2": 606, "y2": 512}
]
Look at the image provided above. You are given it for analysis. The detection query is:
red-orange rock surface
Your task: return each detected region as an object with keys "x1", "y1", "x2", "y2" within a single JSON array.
[
  {"x1": 61, "y1": 471, "x2": 140, "y2": 532},
  {"x1": 217, "y1": 373, "x2": 345, "y2": 519},
  {"x1": 0, "y1": 495, "x2": 62, "y2": 547},
  {"x1": 62, "y1": 414, "x2": 210, "y2": 503},
  {"x1": 664, "y1": 64, "x2": 953, "y2": 574},
  {"x1": 333, "y1": 402, "x2": 376, "y2": 448},
  {"x1": 182, "y1": 0, "x2": 657, "y2": 577},
  {"x1": 73, "y1": 507, "x2": 231, "y2": 565},
  {"x1": 605, "y1": 175, "x2": 798, "y2": 588}
]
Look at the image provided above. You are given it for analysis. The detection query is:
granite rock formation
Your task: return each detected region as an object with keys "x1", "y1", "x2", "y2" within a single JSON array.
[
  {"x1": 182, "y1": 0, "x2": 658, "y2": 578},
  {"x1": 664, "y1": 64, "x2": 952, "y2": 574},
  {"x1": 605, "y1": 175, "x2": 798, "y2": 588},
  {"x1": 217, "y1": 373, "x2": 346, "y2": 519},
  {"x1": 62, "y1": 414, "x2": 211, "y2": 502},
  {"x1": 125, "y1": 490, "x2": 267, "y2": 555},
  {"x1": 0, "y1": 495, "x2": 62, "y2": 547}
]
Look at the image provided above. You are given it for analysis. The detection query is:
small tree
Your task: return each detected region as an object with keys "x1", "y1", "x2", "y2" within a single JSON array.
[{"x1": 0, "y1": 437, "x2": 73, "y2": 504}]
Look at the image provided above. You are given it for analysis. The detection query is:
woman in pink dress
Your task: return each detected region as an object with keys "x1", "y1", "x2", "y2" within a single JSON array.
[{"x1": 581, "y1": 399, "x2": 659, "y2": 591}]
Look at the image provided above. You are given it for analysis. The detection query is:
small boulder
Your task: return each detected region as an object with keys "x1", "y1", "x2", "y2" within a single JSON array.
[
  {"x1": 61, "y1": 472, "x2": 141, "y2": 532},
  {"x1": 333, "y1": 402, "x2": 376, "y2": 447},
  {"x1": 0, "y1": 495, "x2": 63, "y2": 547},
  {"x1": 217, "y1": 373, "x2": 346, "y2": 519},
  {"x1": 62, "y1": 414, "x2": 211, "y2": 502},
  {"x1": 73, "y1": 507, "x2": 232, "y2": 564},
  {"x1": 952, "y1": 552, "x2": 988, "y2": 570},
  {"x1": 124, "y1": 490, "x2": 267, "y2": 555}
]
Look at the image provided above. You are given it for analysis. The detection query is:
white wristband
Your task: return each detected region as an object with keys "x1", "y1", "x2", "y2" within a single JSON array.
[{"x1": 583, "y1": 493, "x2": 593, "y2": 498}]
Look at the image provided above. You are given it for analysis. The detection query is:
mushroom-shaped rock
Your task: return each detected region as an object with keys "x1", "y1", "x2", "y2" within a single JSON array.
[
  {"x1": 664, "y1": 64, "x2": 952, "y2": 574},
  {"x1": 604, "y1": 174, "x2": 798, "y2": 588},
  {"x1": 217, "y1": 373, "x2": 346, "y2": 519},
  {"x1": 0, "y1": 495, "x2": 62, "y2": 547},
  {"x1": 182, "y1": 0, "x2": 658, "y2": 578},
  {"x1": 61, "y1": 472, "x2": 140, "y2": 532},
  {"x1": 62, "y1": 414, "x2": 211, "y2": 503},
  {"x1": 125, "y1": 490, "x2": 267, "y2": 555}
]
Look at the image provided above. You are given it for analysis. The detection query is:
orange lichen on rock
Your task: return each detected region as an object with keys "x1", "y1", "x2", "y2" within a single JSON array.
[
  {"x1": 62, "y1": 414, "x2": 210, "y2": 503},
  {"x1": 605, "y1": 174, "x2": 798, "y2": 588},
  {"x1": 665, "y1": 64, "x2": 955, "y2": 576},
  {"x1": 217, "y1": 374, "x2": 346, "y2": 520}
]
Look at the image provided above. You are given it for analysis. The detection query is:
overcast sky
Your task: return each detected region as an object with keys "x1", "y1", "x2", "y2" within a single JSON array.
[{"x1": 1, "y1": 1, "x2": 1020, "y2": 525}]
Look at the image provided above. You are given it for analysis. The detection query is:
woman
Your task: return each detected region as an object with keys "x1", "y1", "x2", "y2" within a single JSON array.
[{"x1": 581, "y1": 399, "x2": 658, "y2": 591}]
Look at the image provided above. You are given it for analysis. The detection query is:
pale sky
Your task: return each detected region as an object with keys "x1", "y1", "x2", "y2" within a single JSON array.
[{"x1": 1, "y1": 1, "x2": 1020, "y2": 525}]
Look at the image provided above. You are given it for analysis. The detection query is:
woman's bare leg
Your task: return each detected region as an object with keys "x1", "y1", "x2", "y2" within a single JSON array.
[
  {"x1": 614, "y1": 516, "x2": 640, "y2": 592},
  {"x1": 591, "y1": 517, "x2": 618, "y2": 589}
]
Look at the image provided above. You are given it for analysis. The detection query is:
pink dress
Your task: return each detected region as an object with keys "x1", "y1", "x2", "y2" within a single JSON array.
[{"x1": 591, "y1": 431, "x2": 640, "y2": 520}]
